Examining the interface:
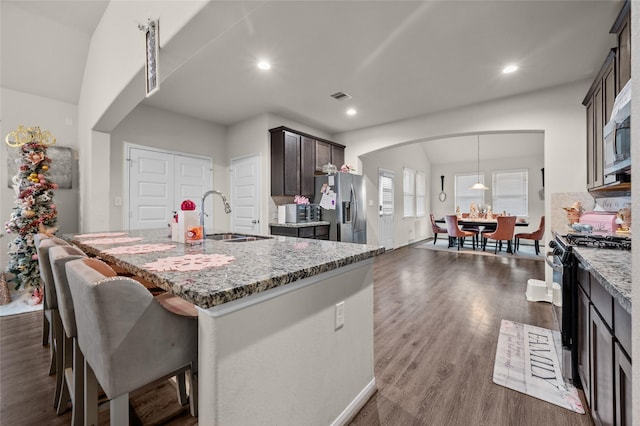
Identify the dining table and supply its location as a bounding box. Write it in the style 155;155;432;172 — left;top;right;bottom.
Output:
435;217;529;227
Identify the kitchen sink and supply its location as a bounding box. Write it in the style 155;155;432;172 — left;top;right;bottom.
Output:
206;233;272;242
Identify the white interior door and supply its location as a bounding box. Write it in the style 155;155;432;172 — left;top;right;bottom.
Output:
230;154;261;234
129;148;174;230
127;145;213;231
175;155;213;230
379;169;394;250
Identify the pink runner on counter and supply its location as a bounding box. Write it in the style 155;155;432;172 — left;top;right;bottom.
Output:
143;254;235;272
81;237;143;245
74;232;129;239
102;243;177;255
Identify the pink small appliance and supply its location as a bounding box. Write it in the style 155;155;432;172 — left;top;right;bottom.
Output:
579;211;618;233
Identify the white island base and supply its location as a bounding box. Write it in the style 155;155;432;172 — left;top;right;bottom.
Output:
197;259;375;425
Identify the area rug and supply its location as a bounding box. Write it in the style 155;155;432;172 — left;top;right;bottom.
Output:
415;238;543;261
493;319;584;414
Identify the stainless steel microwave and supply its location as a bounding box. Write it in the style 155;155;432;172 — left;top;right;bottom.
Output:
603;115;631;184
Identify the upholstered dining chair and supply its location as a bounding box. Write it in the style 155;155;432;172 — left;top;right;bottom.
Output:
444;215;477;250
481;216;517;254
34;234;70;412
515;216;545;255
49;245;88;424
430;213;448;244
65;258;198;426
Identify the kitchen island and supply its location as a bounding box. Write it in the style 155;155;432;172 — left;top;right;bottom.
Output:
68;228;384;425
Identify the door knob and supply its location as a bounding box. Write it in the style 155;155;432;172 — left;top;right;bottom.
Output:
251;219;260;224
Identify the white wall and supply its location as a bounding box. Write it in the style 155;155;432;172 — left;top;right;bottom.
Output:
430;153;545;238
361;144;431;248
0;88;80;269
109;104;227;232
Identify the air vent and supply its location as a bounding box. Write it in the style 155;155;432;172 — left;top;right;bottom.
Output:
330;92;352;101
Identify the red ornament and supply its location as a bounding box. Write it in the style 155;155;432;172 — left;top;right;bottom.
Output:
181;200;196;211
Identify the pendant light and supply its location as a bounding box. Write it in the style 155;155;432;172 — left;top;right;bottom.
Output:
470;135;489;190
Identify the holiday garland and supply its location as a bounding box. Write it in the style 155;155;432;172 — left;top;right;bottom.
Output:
4;126;59;293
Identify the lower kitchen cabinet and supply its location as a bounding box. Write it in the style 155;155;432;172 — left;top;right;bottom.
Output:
577;286;591;405
615;342;632;426
270;224;330;240
590;305;615;426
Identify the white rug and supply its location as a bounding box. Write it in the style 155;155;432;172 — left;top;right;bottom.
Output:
493;319;585;414
415;238;544;261
0;289;43;317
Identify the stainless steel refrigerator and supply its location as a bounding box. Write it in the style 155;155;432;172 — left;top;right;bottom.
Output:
314;173;366;243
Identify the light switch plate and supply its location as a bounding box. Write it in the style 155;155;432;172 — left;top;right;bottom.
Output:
335;301;345;330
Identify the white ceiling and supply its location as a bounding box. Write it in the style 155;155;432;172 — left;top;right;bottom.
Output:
1;1;623;135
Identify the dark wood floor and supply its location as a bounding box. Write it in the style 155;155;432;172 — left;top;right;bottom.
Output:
0;246;592;425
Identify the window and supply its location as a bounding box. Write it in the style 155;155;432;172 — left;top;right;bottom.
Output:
379;170;394;217
455;173;485;211
403;167;416;217
415;172;426;217
492;169;528;216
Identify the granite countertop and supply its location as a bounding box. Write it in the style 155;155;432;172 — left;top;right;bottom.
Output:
572;246;632;314
269;221;330;228
66;228;384;310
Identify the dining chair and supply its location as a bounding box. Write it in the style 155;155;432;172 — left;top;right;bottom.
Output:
514;216;545;255
34;233;70;412
65;258;198;425
49;245;88;424
460;213;480;244
444;215;477;250
429;213;448;244
481;216;517;254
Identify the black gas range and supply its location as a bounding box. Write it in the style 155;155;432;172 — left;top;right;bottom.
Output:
548;232;631;382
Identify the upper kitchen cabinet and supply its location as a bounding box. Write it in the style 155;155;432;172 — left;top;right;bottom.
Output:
583;50;615;189
315;140;345;172
611;1;631;93
270;127;345;197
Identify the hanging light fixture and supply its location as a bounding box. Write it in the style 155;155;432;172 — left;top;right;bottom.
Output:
470;134;489;190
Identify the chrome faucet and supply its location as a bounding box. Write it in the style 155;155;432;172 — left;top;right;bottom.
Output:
201;190;232;236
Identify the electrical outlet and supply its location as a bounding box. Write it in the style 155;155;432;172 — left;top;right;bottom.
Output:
335;301;345;330
114;196;122;207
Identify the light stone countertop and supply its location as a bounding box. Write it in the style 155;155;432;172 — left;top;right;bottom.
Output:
572;246;631;314
67;228;384;310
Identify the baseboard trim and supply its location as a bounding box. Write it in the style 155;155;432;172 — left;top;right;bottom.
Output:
331;378;377;426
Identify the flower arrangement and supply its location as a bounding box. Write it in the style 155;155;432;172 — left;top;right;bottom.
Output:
340;164;355;173
294;195;310;205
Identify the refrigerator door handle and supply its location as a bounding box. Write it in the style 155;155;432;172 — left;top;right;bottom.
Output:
351;183;357;231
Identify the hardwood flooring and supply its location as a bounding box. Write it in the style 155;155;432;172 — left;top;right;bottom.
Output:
0;245;592;425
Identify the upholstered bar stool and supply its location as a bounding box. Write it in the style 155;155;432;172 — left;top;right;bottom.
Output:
34;234;70;412
49;245;88;425
65;258;198;426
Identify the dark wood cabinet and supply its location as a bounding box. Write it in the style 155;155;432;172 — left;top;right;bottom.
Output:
611;1;631;93
614;342;632;426
577;286;591;405
577;257;632;426
583;51;614;189
270;224;330;240
271;126;345;196
590;305;615;426
271;130;301;196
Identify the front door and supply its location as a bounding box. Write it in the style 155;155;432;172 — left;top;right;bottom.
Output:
378;169;394;250
230;154;261;234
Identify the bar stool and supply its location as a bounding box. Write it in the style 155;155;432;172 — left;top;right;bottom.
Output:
65;258;198;425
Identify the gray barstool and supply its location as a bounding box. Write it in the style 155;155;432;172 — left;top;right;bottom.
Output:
65;258;198;425
49;245;88;424
34;234;70;413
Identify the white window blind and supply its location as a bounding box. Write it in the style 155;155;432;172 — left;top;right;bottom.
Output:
403;167;416;218
415;172;425;217
379;171;394;217
455;173;485;211
492;169;528;216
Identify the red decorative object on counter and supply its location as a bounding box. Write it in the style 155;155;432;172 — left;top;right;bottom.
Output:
181;199;196;210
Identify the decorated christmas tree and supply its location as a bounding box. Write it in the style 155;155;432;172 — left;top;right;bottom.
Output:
4;125;59;300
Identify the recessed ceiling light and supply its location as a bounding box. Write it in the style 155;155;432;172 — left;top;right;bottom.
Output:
502;64;518;74
346;108;357;116
257;60;271;71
